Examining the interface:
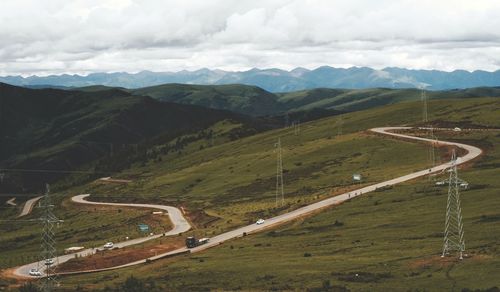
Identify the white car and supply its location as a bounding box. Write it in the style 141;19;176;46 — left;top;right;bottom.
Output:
44;258;54;266
256;219;265;225
103;242;114;249
29;268;42;277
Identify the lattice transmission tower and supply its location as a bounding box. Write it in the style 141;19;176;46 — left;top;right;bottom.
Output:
421;88;437;169
275;138;285;207
38;184;62;291
421;88;428;123
293;120;301;136
441;150;466;260
428;126;437;169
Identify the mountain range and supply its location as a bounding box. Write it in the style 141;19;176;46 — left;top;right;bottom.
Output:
2;66;500;92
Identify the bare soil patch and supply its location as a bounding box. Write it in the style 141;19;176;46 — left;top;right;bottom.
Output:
56;238;184;273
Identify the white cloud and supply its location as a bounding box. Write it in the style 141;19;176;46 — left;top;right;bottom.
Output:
0;0;499;76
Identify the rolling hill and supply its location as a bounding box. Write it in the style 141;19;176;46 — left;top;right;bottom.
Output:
0;84;499;291
129;84;500;116
15;96;499;291
130;83;282;117
0;83;275;193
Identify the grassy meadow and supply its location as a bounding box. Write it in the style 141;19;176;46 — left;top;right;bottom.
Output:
0;97;499;291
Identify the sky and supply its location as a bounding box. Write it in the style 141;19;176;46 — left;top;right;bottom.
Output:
1;0;500;76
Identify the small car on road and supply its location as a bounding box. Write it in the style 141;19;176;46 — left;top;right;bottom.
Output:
29;268;42;277
256;219;265;225
44;258;54;266
103;242;114;249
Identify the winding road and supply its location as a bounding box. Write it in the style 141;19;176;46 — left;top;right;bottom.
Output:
12;127;483;278
18;195;43;217
13;195;191;278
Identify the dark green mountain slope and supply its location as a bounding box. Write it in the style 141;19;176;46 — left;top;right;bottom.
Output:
0;83;271;192
277;87;500;112
131;84;500;116
130;83;282;116
72;83;500;117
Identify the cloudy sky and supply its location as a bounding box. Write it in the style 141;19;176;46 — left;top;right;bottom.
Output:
1;0;499;76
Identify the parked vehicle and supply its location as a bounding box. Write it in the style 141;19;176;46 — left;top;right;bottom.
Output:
64;246;85;254
29;268;42;277
185;236;209;248
103;242;114;249
44;258;54;266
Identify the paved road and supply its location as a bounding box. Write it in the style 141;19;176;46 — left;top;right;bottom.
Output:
12;127;483;277
6;197;16;206
192;127;481;252
13;194;191;277
71;194;191;236
18;196;43;217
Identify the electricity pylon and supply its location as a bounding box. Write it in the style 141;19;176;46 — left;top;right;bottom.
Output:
274;138;284;207
293;120;300;135
421;87;437;170
38;184;62;291
441;150;466;260
428;127;436;170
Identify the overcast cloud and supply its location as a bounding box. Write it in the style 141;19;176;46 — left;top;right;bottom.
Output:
1;0;499;76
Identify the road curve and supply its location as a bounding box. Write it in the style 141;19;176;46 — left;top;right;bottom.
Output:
12;127;483;277
18;196;43;217
71;194;191;236
190;127;481;253
13;195;191;278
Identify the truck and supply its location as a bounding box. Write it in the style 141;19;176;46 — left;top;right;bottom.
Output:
185;236;209;248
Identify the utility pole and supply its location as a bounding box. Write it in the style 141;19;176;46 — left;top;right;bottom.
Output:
38;184;63;291
274;138;284;207
441;150;466;260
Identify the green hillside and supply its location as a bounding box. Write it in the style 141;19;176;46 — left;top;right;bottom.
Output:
130;83;282;116
46;97;499;291
106;83;500;117
0;83;272;194
0;82;499;291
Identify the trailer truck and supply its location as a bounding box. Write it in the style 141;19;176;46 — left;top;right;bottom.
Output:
185;236;209;248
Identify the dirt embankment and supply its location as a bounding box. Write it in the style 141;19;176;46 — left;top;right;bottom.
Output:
56;238;184;273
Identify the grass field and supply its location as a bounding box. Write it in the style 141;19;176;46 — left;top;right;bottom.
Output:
0;97;498;291
0;200;172;269
58;128;500;291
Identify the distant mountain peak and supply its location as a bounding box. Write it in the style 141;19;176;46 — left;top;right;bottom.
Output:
1;66;499;92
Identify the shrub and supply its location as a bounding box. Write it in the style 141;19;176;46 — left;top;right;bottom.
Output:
19;282;40;292
120;276;146;292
